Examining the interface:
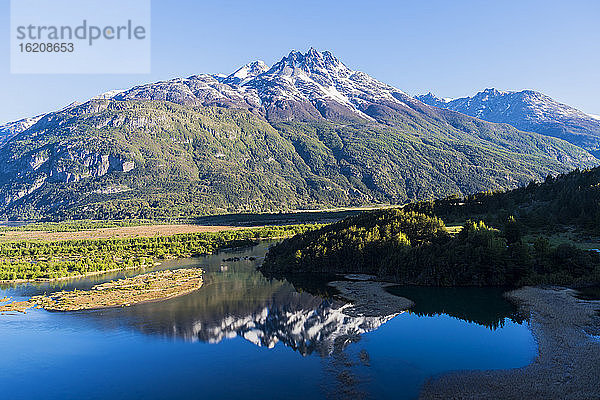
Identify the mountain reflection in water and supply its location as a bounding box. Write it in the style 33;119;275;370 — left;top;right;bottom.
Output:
70;242;525;357
85;265;397;356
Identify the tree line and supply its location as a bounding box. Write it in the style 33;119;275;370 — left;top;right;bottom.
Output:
0;224;317;280
262;206;600;286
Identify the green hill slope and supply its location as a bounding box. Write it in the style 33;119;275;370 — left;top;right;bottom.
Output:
0;98;596;221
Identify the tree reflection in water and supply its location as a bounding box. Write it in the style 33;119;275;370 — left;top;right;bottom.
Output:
385;286;525;330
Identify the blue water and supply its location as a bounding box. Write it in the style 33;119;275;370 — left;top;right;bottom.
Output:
0;242;536;399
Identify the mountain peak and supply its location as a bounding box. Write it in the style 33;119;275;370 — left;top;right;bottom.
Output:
477;88;510;97
415;92;449;107
281;49;304;64
270;48;347;74
225;60;269;85
416;91;443;102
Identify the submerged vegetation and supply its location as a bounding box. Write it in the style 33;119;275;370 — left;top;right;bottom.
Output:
0;224;317;281
262;168;600;287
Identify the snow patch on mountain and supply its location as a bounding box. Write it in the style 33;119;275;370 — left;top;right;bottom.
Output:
90;89;126;100
0;114;45;145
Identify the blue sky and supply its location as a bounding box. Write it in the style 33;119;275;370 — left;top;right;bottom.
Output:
1;0;599;123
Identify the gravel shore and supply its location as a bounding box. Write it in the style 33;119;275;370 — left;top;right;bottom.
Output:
420;286;600;400
328;280;414;317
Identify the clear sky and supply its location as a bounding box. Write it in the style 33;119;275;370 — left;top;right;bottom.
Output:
1;0;599;123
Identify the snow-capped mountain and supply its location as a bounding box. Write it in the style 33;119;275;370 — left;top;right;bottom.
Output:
6;52;599;145
113;47;418;123
0;49;597;220
9;50;597;141
416;88;600;155
244;48;415;121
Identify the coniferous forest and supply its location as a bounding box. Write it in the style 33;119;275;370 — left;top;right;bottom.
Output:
261;167;600;286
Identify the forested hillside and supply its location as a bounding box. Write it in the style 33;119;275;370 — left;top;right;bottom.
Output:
404;166;600;233
0;98;595;221
262;167;600;286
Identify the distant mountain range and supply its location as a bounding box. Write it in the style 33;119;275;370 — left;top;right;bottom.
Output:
416;88;600;156
0;49;597;220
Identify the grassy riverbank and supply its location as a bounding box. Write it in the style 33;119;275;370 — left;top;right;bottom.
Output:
0;224;318;281
0;224;249;242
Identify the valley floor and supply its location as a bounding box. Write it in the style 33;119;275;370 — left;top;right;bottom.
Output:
0;224;248;242
419;286;600;400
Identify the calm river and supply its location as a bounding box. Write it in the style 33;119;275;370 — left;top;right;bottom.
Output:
0;241;536;399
